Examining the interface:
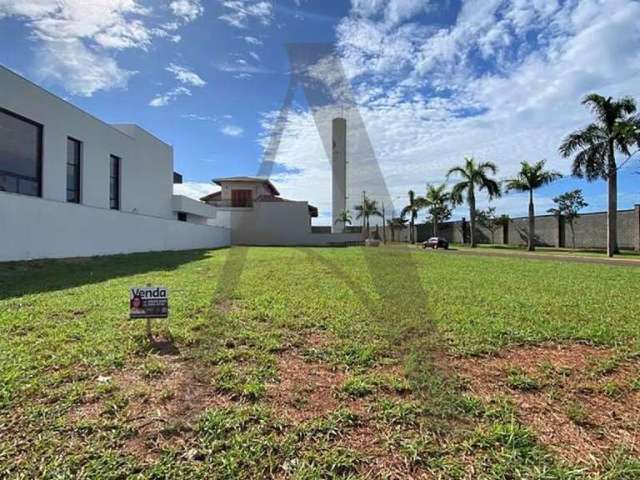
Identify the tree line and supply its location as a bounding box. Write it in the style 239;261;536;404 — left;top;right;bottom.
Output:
337;93;640;257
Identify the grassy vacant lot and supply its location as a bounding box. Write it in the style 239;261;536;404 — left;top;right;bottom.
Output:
1;246;639;479
455;244;640;260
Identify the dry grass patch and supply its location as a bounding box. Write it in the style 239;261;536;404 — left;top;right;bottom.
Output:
451;343;640;468
265;331;367;423
68;355;231;462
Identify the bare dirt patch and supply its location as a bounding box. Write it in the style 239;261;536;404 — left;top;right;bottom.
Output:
266;330;388;423
68;356;231;462
451;343;640;467
265;346;362;423
215;298;242;314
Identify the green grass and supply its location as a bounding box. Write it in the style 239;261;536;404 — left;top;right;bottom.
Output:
456;243;640;259
1;246;639;478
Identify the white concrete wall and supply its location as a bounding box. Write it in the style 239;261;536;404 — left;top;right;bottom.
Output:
0;191;230;261
112;124;174;218
0;67;174;219
227;201;362;246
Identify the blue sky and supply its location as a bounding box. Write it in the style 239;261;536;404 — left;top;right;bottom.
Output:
1;0;639;224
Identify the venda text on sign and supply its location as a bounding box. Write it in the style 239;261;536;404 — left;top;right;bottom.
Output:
130;286;169;319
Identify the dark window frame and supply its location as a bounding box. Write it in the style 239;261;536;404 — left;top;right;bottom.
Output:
109;154;120;210
177;212;187;222
231;189;253;207
66;136;82;203
0;106;43;197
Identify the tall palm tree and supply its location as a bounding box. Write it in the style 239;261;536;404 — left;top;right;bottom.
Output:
423;183;452;237
401;190;425;244
559;93;640;257
447;156;501;247
335;209;352;227
506;160;562;251
354;195;382;237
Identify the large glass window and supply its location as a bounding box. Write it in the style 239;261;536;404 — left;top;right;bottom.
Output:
109;155;120;210
66;137;81;203
0;108;42;197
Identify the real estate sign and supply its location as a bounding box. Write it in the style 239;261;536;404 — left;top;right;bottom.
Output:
129;286;169;319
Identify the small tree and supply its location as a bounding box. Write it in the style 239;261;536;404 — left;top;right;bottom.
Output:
335;209;352;228
475;207;496;244
547;189;588;249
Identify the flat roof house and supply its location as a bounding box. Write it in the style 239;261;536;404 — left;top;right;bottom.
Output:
0;66;230;261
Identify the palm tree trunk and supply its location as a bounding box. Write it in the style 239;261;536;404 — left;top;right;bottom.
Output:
607;145;618;257
469;195;476;248
410;214;415;244
433;216;438;237
528;189;535;252
469;204;476;248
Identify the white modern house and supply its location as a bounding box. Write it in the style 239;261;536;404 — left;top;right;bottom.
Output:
0;66;229;262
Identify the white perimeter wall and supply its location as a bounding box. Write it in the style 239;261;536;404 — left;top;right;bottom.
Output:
0;192;230;262
226;201;363;246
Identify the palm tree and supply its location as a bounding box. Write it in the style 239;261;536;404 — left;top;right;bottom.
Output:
423;183;452;237
335;209;352;228
447;156;501;248
354;195;382;237
506;160;562;251
401;190;425;244
559;94;640;257
387;216;407;242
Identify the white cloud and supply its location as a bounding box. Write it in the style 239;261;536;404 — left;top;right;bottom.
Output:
169;0;204;22
174;182;219;200
149;86;191;107
166;63;206;86
220;125;244;137
263;0;640;223
182;113;217;121
243;35;263;45
219;0;273;29
0;0;200;96
35;39;134;97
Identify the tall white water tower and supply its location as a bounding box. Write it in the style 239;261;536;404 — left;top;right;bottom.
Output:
331;118;347;233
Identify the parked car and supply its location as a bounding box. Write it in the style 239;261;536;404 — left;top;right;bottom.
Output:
423;237;449;249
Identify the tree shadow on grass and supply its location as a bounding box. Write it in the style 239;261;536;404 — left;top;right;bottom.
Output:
0;248;222;300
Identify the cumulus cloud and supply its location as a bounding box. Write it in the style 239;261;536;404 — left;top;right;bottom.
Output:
0;0;201;96
219;0;273;29
35;39;134;97
169;0;204;22
262;0;640;222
